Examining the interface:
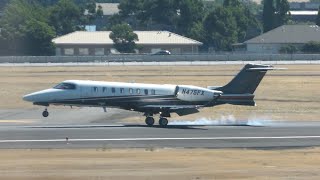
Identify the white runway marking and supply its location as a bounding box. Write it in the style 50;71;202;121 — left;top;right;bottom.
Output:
1;136;320;143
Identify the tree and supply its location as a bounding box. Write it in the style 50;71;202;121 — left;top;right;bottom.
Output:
84;0;98;24
203;7;238;51
118;0;144;18
223;0;261;43
24;19;56;55
109;24;139;53
317;6;320;26
301;41;320;53
262;0;290;32
279;44;298;54
48;0;83;36
0;0;55;55
262;0;275;32
141;0;177;26
274;0;290;27
199;0;260;51
96;5;104;18
223;0;240;7
188;21;205;44
174;0;204;36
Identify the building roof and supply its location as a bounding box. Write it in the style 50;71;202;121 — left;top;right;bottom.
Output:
96;3;119;16
245;25;320;44
52;31;203;45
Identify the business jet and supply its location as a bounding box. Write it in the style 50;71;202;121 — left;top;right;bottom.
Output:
23;64;279;127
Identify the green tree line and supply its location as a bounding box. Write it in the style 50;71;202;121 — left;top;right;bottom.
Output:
114;0;262;51
0;0;102;55
1;0;319;55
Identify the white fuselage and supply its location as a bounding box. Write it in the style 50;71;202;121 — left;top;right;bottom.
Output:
23;80;220;108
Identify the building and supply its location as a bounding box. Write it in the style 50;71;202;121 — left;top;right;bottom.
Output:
290;2;320;10
96;3;120;16
289;2;320;22
52;31;203;56
289;10;318;22
93;3;119;30
244;25;320;53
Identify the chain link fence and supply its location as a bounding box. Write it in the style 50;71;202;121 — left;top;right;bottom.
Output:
0;54;320;63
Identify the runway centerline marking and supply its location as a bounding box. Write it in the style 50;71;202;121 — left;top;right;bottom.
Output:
0;120;36;124
1;136;320;143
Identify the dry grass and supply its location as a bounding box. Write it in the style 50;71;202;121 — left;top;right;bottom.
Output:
1;148;320;180
0;64;319;121
0;65;319;180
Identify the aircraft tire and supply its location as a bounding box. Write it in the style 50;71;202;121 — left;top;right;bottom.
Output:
42;110;49;117
159;118;168;127
145;117;155;126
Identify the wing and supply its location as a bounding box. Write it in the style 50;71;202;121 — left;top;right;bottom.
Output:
139;105;203;116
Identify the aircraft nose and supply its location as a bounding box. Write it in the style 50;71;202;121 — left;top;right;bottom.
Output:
23;94;35;102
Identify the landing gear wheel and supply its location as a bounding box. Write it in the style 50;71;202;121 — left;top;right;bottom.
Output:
42;110;49;117
145;117;155;126
159;118;168;127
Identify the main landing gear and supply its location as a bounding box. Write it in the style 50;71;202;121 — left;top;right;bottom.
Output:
145;116;169;127
159;117;168;127
145;117;155;126
42;108;49;117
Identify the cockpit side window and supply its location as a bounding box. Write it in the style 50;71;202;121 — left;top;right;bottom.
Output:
53;83;76;90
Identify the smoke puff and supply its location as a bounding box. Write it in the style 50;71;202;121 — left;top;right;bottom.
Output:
169;115;271;126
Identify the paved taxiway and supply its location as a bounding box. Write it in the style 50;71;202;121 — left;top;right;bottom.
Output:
1;122;320;149
1;108;320;149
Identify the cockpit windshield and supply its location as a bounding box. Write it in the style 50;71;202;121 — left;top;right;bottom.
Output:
53;83;76;90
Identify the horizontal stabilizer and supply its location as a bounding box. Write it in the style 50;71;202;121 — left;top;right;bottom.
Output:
247;67;287;71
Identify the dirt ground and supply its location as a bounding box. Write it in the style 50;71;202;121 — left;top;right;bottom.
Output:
0;148;320;180
0;64;319;121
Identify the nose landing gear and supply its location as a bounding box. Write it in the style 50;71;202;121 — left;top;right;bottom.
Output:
42;108;49;117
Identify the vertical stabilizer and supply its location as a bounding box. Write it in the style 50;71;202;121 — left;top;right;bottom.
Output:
216;64;273;94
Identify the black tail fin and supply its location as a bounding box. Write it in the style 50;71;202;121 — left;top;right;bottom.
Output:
216;64;274;94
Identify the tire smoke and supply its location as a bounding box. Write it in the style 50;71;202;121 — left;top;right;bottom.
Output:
169;115;272;126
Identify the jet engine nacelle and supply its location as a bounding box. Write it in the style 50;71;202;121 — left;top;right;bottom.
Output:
175;85;222;102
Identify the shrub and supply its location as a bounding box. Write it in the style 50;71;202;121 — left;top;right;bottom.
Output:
301;41;320;53
279;44;298;54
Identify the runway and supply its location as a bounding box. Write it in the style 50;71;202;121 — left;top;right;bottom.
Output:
0;108;319;149
1;122;320;149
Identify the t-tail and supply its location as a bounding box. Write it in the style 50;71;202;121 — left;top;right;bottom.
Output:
212;64;280;106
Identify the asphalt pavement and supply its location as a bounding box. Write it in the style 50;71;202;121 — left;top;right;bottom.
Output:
1;108;320;149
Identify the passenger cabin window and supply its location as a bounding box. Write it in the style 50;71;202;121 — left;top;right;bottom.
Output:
93;87;98;92
53;83;76;90
129;88;133;94
102;87;107;93
120;88;124;93
151;89;155;95
136;89;140;94
112;87;115;93
144;89;148;95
